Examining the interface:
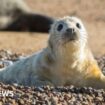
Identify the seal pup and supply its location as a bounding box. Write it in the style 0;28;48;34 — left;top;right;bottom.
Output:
0;0;54;32
0;16;105;89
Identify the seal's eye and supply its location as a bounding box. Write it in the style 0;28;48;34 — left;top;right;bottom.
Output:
76;23;81;29
57;24;63;31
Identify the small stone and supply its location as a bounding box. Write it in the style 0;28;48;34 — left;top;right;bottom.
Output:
18;99;24;105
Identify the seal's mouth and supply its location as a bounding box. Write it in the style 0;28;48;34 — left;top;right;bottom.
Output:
63;28;78;43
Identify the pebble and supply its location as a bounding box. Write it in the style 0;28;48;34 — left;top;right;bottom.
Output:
0;50;105;104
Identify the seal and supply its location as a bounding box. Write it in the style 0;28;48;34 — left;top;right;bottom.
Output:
0;0;54;32
0;16;105;89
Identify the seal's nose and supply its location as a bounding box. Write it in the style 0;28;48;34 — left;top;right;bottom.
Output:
66;28;75;34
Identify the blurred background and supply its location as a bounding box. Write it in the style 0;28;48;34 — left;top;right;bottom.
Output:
0;0;105;57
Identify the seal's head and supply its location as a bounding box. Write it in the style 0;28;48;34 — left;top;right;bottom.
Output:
49;16;88;51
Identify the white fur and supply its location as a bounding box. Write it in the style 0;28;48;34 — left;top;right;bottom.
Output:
0;16;89;86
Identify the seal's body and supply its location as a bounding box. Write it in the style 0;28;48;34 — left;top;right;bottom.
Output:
0;0;54;32
0;16;105;89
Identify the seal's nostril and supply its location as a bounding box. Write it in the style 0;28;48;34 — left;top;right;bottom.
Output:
66;28;74;34
73;28;75;32
66;28;72;33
